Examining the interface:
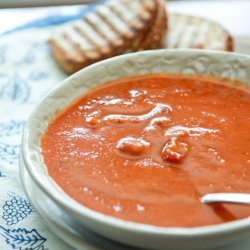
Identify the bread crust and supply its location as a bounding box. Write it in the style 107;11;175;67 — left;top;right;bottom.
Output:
50;0;166;74
139;0;167;50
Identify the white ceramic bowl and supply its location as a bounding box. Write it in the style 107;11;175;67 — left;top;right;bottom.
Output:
20;49;250;250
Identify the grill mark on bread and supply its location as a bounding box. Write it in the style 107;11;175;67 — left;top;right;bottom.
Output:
62;28;102;62
96;5;134;40
107;1;137;23
61;31;90;61
194;21;210;49
73;21;111;54
50;0;167;74
142;0;156;12
73;20;111;55
176;16;188;47
207;23;222;50
166;16;175;48
107;1;149;34
51;25;102;61
106;2;142;38
169;15;190;48
51;43;84;73
178;22;196;48
205;22;213;49
64;26;95;52
124;0;152;26
124;0;158;51
52;32;83;62
192;19;206;48
73;20;108;47
167;14;233;51
175;16;193;48
85;12;124;48
123;0;142;11
168;15;183;48
188;25;197;48
108;2;145;31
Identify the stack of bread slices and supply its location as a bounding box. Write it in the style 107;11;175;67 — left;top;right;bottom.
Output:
50;0;233;74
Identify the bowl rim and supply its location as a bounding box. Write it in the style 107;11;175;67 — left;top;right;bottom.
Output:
21;48;250;237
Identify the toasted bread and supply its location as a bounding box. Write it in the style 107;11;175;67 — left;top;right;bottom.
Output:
167;13;233;51
50;0;163;73
50;3;233;74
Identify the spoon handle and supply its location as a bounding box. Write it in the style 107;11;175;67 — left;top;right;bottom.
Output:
201;193;250;205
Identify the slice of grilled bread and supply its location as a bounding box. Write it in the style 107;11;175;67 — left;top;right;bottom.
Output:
50;0;164;74
167;13;233;51
50;2;233;74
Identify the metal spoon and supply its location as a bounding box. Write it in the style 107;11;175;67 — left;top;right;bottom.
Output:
201;193;250;205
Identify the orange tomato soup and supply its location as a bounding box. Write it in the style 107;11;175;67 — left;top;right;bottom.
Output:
41;75;250;227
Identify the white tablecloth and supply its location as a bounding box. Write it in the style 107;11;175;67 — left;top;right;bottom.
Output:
0;27;71;250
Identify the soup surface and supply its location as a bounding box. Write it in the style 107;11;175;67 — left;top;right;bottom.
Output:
41;74;250;227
